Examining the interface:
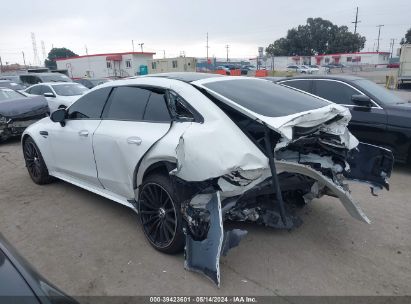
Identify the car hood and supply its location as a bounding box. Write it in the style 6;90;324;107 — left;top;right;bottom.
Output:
0;96;48;119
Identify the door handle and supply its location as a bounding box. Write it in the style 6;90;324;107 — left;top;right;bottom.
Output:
127;137;142;145
78;130;89;137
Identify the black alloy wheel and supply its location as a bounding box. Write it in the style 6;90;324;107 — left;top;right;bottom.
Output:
23;137;54;184
139;174;184;254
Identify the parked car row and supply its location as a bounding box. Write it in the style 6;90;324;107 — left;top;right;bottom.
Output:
24;82;89;112
286;64;319;74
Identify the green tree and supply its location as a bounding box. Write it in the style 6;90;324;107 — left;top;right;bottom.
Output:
266;17;366;56
44;47;78;69
400;28;411;44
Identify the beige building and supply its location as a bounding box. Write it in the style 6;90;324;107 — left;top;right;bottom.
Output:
148;57;197;74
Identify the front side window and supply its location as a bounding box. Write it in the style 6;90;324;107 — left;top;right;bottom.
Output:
314;80;357;105
103;86;151;121
68;87;112;119
41;86;53;94
353;79;406;105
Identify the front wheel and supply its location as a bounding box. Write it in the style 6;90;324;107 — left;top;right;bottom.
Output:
138;174;184;254
23;137;54;184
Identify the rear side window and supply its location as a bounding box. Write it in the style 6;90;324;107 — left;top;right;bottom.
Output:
281;80;312;93
104;86;150;121
68;87;112;119
203;79;330;117
143;91;171;122
28;86;42;95
314;80;357;105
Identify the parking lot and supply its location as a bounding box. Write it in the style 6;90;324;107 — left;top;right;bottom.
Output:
0;88;410;297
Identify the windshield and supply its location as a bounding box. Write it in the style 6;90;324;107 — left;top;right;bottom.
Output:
40;74;71;82
202;79;330;117
0;81;25;90
0;89;25;102
353;79;407;105
52;84;88;96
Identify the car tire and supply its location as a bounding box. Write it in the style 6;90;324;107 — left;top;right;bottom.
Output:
23;137;54;185
138;173;185;254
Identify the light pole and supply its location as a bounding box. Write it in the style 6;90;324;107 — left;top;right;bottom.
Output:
376;25;384;52
138;43;144;53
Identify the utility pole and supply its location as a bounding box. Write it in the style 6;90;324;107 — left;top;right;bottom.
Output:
225;44;230;62
376;24;384;52
132;40;135;52
0;56;3;74
389;38;396;58
22;51;26;68
351;7;361;34
206;32;210;61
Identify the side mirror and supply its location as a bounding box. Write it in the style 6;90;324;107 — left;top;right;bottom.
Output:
352;94;372;107
44;92;55;98
50;108;67;125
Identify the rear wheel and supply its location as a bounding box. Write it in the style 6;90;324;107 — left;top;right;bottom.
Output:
138;174;184;254
23;137;54;184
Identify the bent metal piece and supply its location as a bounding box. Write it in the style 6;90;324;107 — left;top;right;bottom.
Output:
184;192;247;287
275;160;371;224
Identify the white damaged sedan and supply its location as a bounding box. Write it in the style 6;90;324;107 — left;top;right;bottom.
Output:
22;73;393;286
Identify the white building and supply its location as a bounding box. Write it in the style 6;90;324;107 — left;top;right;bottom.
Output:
310;52;390;67
56;51;155;78
250;52;390;70
148;57;197;74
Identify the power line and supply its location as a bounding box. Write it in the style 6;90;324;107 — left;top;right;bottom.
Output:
351;6;361;34
376;24;384;52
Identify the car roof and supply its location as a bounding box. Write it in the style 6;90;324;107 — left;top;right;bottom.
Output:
31;82;77;86
144;72;224;83
276;74;364;82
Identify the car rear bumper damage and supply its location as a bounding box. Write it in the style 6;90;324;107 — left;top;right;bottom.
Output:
139;103;394;286
178;140;393;286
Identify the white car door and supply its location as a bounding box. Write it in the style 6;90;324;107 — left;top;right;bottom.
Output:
93;86;172;199
47;87;112;187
